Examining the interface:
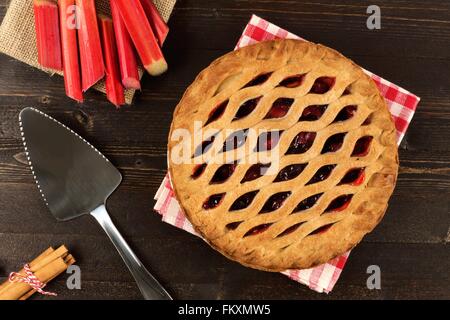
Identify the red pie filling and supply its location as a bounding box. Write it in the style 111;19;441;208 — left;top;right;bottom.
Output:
244;72;272;88
222;129;248;152
286;132;316;154
306;164;336;185
351;136;373;157
324;194;353;212
202;193;225;210
229;191;259;211
321;133;347;154
277;222;304;238
244;223;272;237
259;192;291;213
362;115;372;126
309;223;334;236
210;163;237;184
310;77;335;94
264;98;294;119
233;96;262;121
278;74;305;88
274;164;307;182
333;105;357;123
342;87;351;95
241;163;271;183
339;168;365;185
255;131;283;152
205;100;228;126
191;163;207;179
299;105;328;121
293;193;323;213
194;135;216;157
226;221;242;230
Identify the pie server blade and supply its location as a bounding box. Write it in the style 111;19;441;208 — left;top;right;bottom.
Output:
19;107;121;221
19;107;172;300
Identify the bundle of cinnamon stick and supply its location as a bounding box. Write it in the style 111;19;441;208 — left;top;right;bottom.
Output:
0;245;75;300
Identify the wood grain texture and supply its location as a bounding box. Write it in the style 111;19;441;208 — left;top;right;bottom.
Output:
0;0;449;299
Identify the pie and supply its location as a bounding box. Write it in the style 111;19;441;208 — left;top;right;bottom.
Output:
167;39;398;271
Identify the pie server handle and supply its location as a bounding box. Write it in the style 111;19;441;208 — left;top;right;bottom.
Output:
91;205;173;300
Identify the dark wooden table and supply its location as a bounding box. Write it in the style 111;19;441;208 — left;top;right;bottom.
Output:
0;0;449;300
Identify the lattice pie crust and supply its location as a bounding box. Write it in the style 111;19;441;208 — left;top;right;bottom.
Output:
168;40;398;271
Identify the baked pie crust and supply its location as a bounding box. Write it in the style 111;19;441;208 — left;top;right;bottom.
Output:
168;40;398;272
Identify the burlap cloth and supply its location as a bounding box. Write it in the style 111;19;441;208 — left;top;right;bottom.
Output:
0;0;177;104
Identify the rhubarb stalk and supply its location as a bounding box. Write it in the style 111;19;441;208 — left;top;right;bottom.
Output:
113;0;168;76
33;0;63;71
140;0;169;46
98;15;125;107
58;0;83;102
110;0;141;89
76;0;105;91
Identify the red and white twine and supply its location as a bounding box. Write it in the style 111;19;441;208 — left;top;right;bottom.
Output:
9;264;57;296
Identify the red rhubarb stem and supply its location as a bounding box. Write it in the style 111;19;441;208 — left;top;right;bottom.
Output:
76;0;105;91
114;0;168;76
140;0;169;46
110;0;141;90
33;0;63;71
98;15;125;107
58;0;83;102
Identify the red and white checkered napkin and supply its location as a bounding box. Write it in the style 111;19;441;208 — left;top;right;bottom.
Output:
154;14;420;293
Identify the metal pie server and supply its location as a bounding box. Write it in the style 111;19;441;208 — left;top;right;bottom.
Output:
19;107;172;300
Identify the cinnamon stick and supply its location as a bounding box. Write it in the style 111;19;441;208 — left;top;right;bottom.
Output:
0;246;74;300
19;254;76;300
0;247;57;297
30;245;68;272
0;246;55;296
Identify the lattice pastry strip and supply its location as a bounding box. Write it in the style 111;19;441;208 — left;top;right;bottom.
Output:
192;103;376;168
193;65;358;143
168;40;399;271
193;146;386;237
186;122;384;207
